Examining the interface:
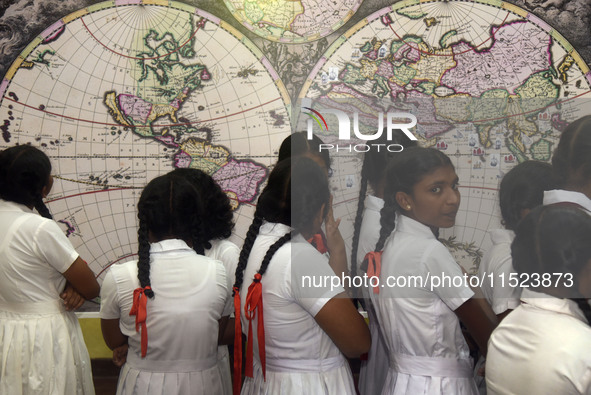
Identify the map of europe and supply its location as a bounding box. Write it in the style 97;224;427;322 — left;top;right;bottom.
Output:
298;0;591;271
0;1;292;280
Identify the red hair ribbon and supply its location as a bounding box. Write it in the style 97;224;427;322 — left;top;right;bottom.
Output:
244;273;266;381
129;286;151;358
232;286;243;395
307;232;328;254
365;251;382;294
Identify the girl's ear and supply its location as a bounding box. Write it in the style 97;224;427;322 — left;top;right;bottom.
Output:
42;175;54;198
395;191;413;212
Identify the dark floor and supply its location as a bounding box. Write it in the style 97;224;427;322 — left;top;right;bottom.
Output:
92;359;119;395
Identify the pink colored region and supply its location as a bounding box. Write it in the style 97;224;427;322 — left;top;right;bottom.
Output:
213;159;267;203
440;21;551;97
329;84;376;107
376;60;394;79
174;151;192;168
387;80;409;100
118;94;152;124
364;49;379;61
405;90;452;139
201;69;211;80
115;0;141;5
154;135;178;147
551;113;568;132
41;22;65;44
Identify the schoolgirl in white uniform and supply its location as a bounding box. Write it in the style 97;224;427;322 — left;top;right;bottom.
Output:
543;115;591;212
479;161;555;318
232;157;370;394
350;130;417;395
475;160;554;393
100;172;232;395
486;204;591;394
367;147;497;395
171;167;240;395
0;145;100;394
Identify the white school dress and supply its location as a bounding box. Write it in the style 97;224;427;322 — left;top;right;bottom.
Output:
100;239;232;395
478;229;520;315
239;222;355;394
356;195;390;395
0;199;94;395
544;189;591;213
486;289;591;394
205;239;240;395
372;215;477;395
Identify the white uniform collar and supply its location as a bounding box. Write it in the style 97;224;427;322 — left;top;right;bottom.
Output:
0;199;34;213
521;288;588;323
365;195;384;212
259;221;292;236
396;214;437;239
488;229;514;245
150;239;193;253
543;189;591;213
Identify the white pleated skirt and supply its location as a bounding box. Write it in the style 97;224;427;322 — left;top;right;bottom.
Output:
0;300;94;395
116;352;223;395
240;355;356;395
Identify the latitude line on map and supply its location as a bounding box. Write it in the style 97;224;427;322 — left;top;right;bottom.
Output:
2;96;282;126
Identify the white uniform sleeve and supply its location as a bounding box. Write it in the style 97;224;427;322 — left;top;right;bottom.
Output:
488;254;521;314
99;268;121;319
217;241;240;295
422;242;474;311
215;260;233;317
291;241;345;317
34;219;79;273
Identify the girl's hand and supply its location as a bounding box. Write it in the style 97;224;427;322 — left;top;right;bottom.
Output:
112;344;128;367
60;283;85;311
325;195;345;255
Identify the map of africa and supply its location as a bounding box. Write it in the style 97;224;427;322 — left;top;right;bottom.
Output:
297;0;591;272
223;0;363;43
0;1;291;282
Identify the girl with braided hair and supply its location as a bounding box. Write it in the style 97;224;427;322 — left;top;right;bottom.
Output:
368;146;496;395
232;157;370;395
0;145;99;394
350;129;417;395
170;167;238;395
100;172;232;395
486;204;591;394
544;115;591;212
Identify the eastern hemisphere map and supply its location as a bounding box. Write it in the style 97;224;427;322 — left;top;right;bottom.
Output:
298;0;591;271
0;1;292;281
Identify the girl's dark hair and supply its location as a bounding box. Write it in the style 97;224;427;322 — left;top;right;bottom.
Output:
350;130;418;278
136;172;208;298
373;147;453;252
499;161;555;231
169;168;234;247
0;145;53;219
233;157;330;293
511;204;591;324
552;115;591;189
277;131;331;171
